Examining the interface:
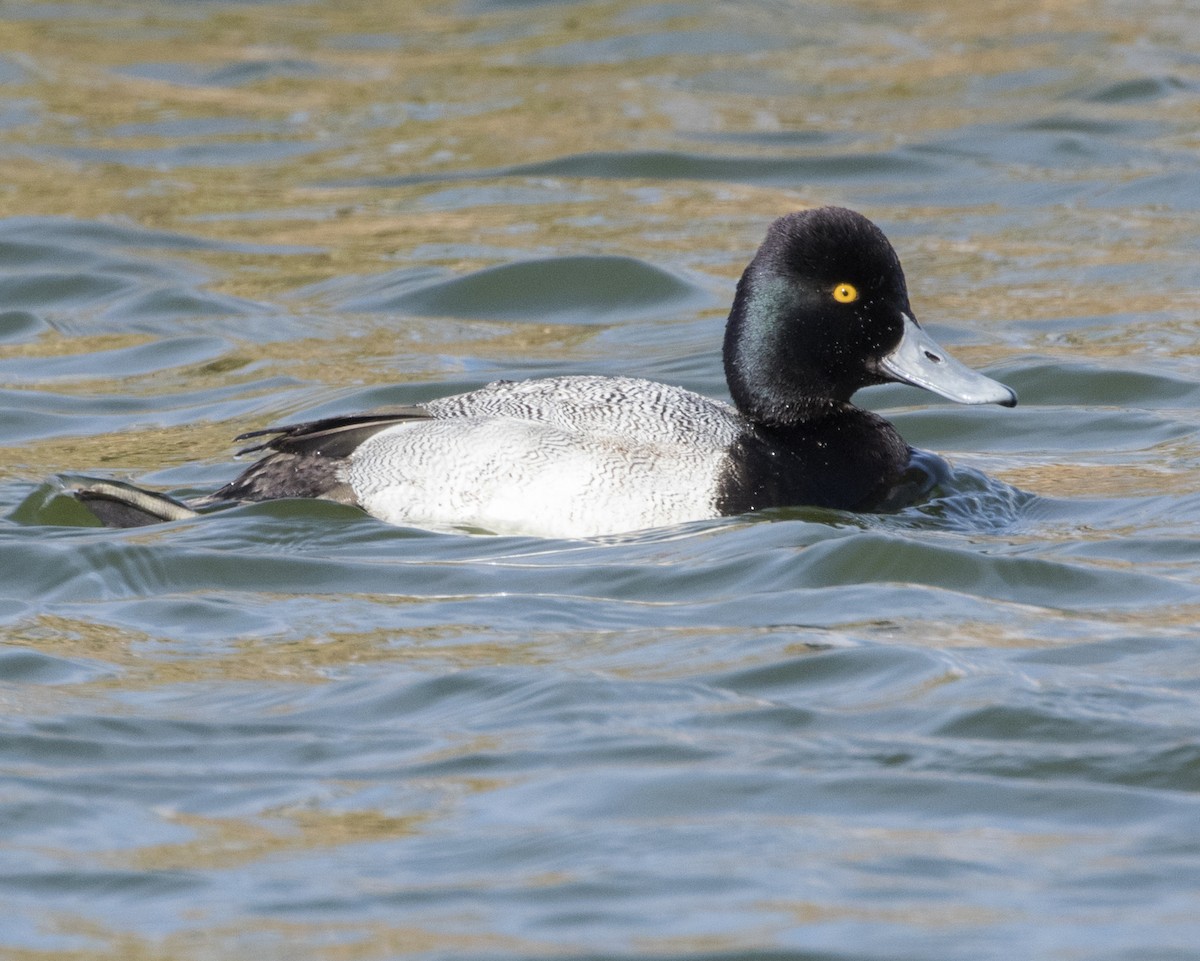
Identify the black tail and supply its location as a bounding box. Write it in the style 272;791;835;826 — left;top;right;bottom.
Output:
70;479;199;528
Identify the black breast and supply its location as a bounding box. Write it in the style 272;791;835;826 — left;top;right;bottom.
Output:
715;407;911;516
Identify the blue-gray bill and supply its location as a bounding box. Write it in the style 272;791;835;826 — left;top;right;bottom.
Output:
876;314;1017;407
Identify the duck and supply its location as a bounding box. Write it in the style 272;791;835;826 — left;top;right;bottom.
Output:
73;206;1016;537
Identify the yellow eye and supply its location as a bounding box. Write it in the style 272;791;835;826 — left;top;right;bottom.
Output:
832;283;859;304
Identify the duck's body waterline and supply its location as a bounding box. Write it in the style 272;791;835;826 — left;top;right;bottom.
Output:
71;207;1016;537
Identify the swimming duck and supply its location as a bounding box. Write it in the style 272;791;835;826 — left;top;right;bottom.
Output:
75;206;1015;537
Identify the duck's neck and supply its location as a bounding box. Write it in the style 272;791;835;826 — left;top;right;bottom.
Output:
739;394;851;428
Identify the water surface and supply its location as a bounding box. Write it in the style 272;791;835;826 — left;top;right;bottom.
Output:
2;1;1200;958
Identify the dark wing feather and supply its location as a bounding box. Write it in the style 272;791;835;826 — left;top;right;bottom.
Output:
235;405;433;458
200;405;434;506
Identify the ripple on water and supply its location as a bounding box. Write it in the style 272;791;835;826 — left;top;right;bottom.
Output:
368;254;714;323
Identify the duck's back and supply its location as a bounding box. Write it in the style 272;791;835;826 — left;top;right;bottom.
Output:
422;375;743;449
347;376;746;536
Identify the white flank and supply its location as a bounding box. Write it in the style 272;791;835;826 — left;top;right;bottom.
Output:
343;376;743;537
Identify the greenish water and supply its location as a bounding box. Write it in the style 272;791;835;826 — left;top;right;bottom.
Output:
3;0;1200;958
